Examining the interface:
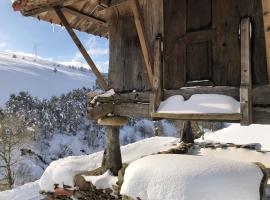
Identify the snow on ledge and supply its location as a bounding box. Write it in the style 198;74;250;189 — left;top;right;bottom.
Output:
157;94;240;114
121;154;263;200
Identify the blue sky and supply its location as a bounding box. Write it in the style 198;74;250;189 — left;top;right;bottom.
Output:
0;1;109;72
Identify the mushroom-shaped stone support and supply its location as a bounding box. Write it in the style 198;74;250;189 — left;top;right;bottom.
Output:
98;116;128;175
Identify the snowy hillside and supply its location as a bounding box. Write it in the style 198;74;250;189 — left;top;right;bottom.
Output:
0;52;96;106
1;124;269;200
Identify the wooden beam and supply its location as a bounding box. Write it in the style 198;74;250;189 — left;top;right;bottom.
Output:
61;7;107;27
150;35;163;113
130;0;154;87
151;113;241;122
114;103;150;118
240;18;252;126
54;6;109;90
262;0;270;83
22;0;84;16
87;103;114;120
164;86;240;101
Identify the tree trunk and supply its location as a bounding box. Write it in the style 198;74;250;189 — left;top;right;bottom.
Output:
102;126;122;175
181;121;194;143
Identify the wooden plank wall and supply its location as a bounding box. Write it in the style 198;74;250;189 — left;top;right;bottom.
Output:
108;0;163;92
163;0;268;90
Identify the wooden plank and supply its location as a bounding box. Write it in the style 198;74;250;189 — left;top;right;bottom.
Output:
61;6;107;27
253;85;270;105
178;29;215;44
114;103;150;118
150;36;163;113
130;0;154;87
240;17;252;125
151;113;241;122
54;6;109;90
163;0;186;89
88;91;150;104
262;0;270;83
87;103;114;120
253;107;270;124
164;86;240;101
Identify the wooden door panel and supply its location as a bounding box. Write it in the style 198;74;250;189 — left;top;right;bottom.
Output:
187;0;212;31
187;41;212;81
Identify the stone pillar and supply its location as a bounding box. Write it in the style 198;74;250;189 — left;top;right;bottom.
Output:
98;116;128;175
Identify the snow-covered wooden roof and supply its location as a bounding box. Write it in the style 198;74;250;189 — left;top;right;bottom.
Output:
11;0;110;37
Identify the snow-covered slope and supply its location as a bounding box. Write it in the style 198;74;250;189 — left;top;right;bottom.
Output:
0;52;96;105
1;123;269;200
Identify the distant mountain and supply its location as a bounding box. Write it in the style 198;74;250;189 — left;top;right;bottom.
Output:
0;52;96;106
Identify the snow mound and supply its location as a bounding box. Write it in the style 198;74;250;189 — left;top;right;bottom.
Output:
39;137;178;191
0;181;43;200
83;170;117;190
157;94;240;114
121;154;263;200
197;124;270;151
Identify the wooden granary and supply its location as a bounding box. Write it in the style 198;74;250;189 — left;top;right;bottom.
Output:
12;0;270;173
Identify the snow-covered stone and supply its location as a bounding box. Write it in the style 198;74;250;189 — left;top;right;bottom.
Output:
83;170;117;190
121;154;263;200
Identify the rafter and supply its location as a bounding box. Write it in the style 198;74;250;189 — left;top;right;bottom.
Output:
61;6;107;27
54;6;109;90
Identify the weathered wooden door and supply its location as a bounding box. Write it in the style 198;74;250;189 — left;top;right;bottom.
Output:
164;0;248;89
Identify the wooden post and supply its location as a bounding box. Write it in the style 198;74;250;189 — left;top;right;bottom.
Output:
98;116;128;175
150;35;163;114
262;0;270;83
130;0;154;87
54;6;109;91
240;18;252;126
181;121;194;144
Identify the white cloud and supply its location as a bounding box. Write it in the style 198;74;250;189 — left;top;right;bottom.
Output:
0;43;7;48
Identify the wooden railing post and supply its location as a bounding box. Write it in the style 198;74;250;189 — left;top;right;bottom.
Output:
240;18;252;125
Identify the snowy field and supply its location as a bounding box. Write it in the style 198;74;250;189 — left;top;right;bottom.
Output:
0;52;96;106
0;123;269;200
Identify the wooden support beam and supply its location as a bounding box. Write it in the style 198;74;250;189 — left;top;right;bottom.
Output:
114;103;150;118
150;35;163;113
262;0;270;83
54;6;109;90
164;87;240;101
240;18;252;125
130;0;154;87
61;7;107;27
151;113;242;122
87;103;113;120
